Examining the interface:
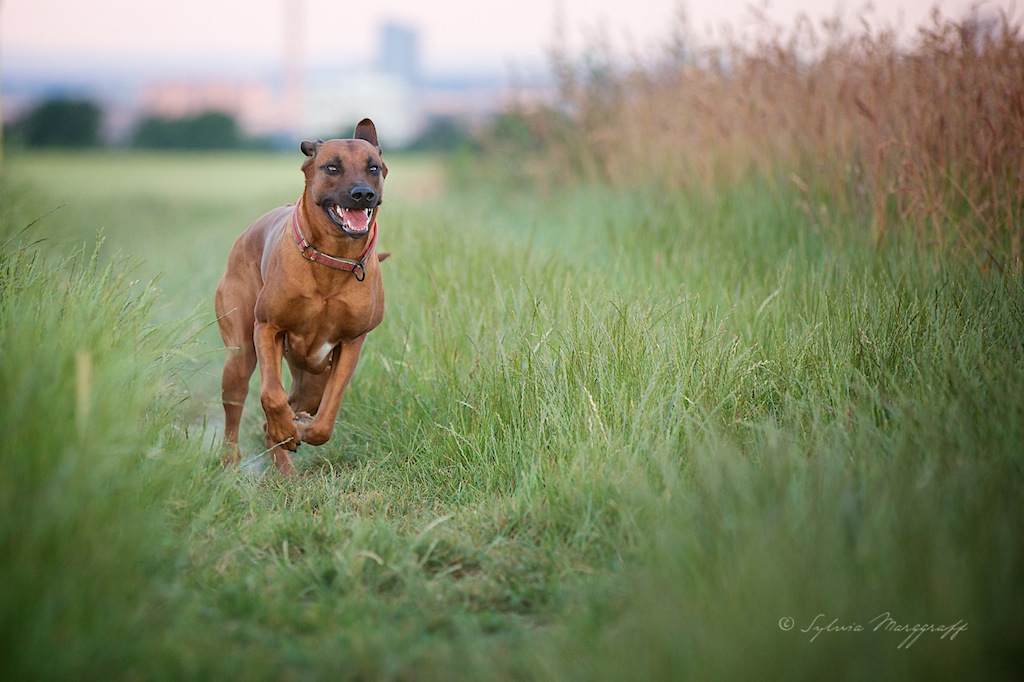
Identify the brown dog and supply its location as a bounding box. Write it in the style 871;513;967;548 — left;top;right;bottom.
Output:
215;119;387;475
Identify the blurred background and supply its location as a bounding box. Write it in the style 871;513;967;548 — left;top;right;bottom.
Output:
3;3;1023;679
0;0;980;152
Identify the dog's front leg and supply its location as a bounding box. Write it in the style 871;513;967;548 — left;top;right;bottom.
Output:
298;334;367;446
254;322;300;474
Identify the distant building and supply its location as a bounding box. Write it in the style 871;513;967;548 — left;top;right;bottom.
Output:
378;22;419;85
303;72;417;146
298;21;422;145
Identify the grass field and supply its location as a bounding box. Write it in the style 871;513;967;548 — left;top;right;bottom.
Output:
2;145;1023;680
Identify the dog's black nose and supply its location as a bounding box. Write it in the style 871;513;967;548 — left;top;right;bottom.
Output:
350;185;376;206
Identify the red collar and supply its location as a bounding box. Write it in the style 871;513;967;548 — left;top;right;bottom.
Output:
291;196;378;281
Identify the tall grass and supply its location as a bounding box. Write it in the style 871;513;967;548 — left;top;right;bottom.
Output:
0;207;202;677
3;101;1023;680
503;7;1024;270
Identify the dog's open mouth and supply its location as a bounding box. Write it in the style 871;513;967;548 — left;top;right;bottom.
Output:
326;203;374;237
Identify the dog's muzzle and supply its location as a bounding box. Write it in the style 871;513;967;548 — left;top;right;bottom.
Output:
326;203;375;237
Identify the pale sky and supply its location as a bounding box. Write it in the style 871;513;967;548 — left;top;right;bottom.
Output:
1;0;993;77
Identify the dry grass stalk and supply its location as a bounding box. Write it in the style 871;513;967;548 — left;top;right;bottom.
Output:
500;7;1024;270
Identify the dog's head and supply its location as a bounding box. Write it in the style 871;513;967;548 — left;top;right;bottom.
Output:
300;119;387;239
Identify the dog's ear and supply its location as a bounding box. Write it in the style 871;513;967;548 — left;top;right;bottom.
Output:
353;119;381;152
300;139;323;158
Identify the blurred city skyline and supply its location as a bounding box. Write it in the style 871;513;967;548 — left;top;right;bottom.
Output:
0;0;993;146
3;1;981;74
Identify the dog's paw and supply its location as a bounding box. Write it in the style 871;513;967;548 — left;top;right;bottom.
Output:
221;444;242;468
297;420;331;447
264;420;301;451
272;451;299;477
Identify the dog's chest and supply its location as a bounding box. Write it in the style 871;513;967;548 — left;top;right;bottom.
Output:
284;334;335;373
284;321;343;373
279;292;379;373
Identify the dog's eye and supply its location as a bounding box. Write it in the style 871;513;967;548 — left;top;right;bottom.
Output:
323;164;339;173
368;165;380;173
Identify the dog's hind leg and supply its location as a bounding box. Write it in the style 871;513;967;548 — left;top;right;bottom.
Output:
221;344;257;466
216;282;258;468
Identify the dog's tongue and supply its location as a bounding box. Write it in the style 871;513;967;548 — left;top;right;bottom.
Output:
343;208;371;233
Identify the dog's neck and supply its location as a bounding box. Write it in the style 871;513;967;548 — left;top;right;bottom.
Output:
292;195;378;280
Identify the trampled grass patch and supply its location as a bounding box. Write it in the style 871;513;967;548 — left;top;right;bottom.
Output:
2;149;1022;679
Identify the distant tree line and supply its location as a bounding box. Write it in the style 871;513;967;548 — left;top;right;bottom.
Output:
7;97;257;150
402;116;479;153
7;96;492;153
12;99;103;147
132;112;246;150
